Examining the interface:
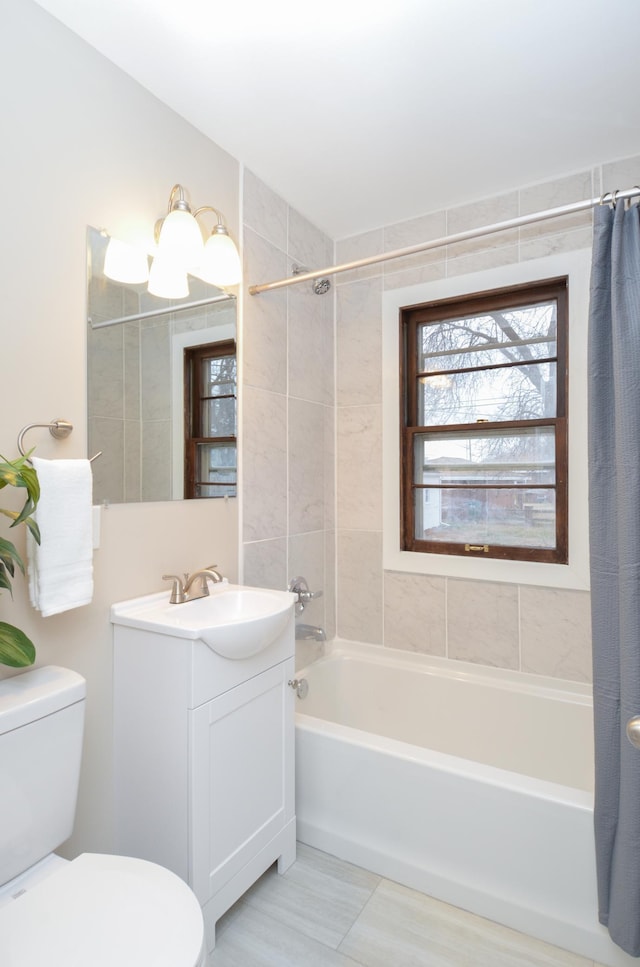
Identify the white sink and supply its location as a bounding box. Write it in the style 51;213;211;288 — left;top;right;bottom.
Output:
111;584;295;659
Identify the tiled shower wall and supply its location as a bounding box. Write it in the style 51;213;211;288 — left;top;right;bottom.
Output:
241;169;336;660
334;152;640;686
242;153;640;685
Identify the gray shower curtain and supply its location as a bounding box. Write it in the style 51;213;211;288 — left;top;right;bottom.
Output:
589;199;640;957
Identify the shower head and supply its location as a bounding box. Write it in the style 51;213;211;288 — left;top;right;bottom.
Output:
292;264;331;295
313;277;331;295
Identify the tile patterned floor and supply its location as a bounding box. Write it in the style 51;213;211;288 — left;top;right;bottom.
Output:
210;844;605;966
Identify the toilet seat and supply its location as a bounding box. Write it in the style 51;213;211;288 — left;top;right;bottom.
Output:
0;853;206;967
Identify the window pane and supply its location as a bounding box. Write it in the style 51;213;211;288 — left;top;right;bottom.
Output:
201;396;236;436
418;361;556;425
195;443;236;498
201;355;236;397
414;426;556;484
418;300;557;373
414;487;556;548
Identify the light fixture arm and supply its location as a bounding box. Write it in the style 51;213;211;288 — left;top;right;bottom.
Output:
168;183;191;213
193;205;228;233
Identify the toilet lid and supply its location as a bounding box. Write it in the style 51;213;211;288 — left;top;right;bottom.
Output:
0;853;205;967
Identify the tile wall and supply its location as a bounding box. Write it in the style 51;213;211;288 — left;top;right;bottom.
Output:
334;153;640;685
241;169;336;663
241;155;639;684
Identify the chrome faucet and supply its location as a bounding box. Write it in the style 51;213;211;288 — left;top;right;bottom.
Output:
162;566;223;604
295;623;326;642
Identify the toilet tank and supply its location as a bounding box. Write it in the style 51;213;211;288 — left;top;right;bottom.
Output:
0;665;86;887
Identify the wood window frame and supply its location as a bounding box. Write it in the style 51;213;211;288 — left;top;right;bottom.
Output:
184;339;236;499
400;277;568;564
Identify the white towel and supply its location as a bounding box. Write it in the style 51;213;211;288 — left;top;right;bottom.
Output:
27;457;94;617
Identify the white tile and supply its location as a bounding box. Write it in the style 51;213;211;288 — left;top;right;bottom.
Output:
288;280;334;405
288;531;326;630
446;242;519;278
601;155;640;197
520;586;592;683
242;538;287;590
519;225;593;262
519;170;594;241
339;878;593;967
210;904;362;966
289;399;325;535
337;404;382;532
336;278;382;407
335;229;384;284
337;530;383;644
447;578;519;669
241;845;380;949
446;191;518;260
242;387;287;542
384;571;446;656
288;206;332;272
383;208;447;276
242;228;288;394
243;168;288;250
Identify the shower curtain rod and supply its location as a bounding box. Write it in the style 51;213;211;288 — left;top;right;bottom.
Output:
248;186;640;295
89;292;236;329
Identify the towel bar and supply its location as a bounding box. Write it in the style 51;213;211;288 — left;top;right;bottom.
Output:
17;420;102;463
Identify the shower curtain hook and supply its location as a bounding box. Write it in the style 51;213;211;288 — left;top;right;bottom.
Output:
599;190;619;208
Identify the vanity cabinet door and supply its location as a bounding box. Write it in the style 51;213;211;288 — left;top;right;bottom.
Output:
189;657;295;904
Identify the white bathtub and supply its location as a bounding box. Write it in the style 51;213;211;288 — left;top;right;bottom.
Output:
295;642;634;967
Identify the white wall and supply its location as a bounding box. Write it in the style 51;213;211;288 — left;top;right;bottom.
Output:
1;0;239;856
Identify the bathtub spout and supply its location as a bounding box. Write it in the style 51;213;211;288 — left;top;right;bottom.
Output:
295;623;326;642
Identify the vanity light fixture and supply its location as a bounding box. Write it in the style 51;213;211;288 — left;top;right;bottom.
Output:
152;184;241;293
103;237;150;285
147;252;189;299
191;206;242;287
155;184;205;269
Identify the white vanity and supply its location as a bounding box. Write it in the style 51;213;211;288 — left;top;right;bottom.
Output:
111;584;296;951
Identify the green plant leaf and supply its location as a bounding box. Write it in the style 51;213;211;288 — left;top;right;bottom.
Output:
0;535;24;577
25;517;40;545
0;566;12;593
0;622;35;667
0;454;40;529
0;452;40;666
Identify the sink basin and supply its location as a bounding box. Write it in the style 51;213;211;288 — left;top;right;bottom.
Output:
111;584;295;659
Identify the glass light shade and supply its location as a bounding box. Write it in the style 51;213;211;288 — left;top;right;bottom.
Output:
156;208;204;269
103;237;149;284
147;255;189;299
198;231;242;287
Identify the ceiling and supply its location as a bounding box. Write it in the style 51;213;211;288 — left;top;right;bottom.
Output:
33;0;640;239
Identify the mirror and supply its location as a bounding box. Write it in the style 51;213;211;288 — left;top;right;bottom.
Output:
87;227;237;504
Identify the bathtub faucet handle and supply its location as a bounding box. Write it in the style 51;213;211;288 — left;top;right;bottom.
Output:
288;678;309;699
288;575;323;614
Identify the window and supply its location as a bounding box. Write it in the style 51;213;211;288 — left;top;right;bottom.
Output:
184;340;237;499
401;278;568;563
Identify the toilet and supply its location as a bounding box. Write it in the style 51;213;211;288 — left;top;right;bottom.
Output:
0;665;206;967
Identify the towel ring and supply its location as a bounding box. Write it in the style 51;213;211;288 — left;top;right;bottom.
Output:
17;420;102;463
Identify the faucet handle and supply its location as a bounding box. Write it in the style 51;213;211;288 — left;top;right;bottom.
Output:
162;574;186;604
288;576;323;614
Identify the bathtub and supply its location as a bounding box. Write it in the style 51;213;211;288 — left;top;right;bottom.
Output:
295;641;634;967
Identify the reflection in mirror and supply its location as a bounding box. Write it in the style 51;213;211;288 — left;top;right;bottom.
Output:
87;227;237;504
